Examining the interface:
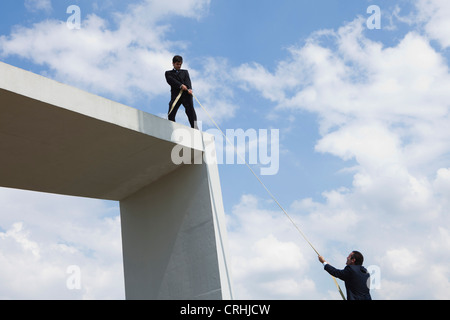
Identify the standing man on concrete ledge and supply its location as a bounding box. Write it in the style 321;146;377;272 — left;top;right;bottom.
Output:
319;251;372;300
165;55;198;129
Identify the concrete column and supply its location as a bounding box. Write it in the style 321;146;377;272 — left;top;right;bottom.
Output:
120;161;233;300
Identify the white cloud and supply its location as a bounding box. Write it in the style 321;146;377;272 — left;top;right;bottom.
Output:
0;222;41;258
25;0;52;13
0;188;124;299
384;248;421;277
1;14;165;103
191;57;239;124
233;13;450;299
434;168;450;197
0;0;236;123
0;0;210;105
235;17;450;187
416;0;450;48
227;195;321;300
127;0;211;21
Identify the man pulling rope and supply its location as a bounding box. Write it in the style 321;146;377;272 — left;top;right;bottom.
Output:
319;251;372;300
165;55;198;129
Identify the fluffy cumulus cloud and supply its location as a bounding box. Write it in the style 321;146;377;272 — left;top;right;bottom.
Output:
0;0;237;123
232;2;450;299
0;188;123;299
227;195;320;300
416;0;450;48
0;0;221;110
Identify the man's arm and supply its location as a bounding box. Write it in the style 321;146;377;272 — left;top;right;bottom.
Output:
318;255;350;281
324;264;352;282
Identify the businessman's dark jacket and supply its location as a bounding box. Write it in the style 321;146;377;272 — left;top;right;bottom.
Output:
165;69;192;101
324;264;372;300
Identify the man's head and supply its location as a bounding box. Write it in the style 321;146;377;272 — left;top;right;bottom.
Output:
346;251;364;266
172;55;183;71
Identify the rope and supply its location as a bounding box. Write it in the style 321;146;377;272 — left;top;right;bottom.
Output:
192;93;346;300
168;89;183;116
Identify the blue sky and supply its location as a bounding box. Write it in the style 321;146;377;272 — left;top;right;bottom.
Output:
1;0;450;300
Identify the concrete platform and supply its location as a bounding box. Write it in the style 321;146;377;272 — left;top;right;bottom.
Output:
0;61;233;300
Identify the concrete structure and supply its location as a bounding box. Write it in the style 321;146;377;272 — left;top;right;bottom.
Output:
0;61;233;300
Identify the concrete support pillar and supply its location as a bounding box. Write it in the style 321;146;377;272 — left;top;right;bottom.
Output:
120;161;233;300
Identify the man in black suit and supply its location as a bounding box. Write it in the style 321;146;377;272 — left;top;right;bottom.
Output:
319;251;372;300
165;55;198;129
